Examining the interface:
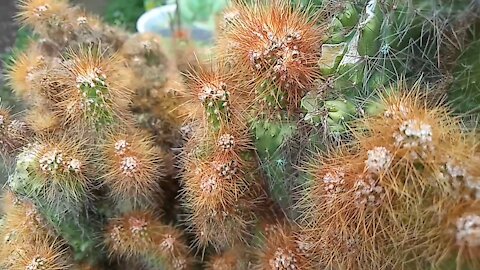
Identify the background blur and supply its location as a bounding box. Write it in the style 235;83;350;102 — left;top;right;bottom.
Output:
1;0;108;95
0;0;229;57
0;0;230;98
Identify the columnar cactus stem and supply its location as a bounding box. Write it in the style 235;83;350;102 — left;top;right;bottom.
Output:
181;64;263;250
217;0;326;212
104;211;192;269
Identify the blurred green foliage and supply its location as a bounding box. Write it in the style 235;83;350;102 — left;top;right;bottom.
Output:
144;0;167;10
104;0;145;31
178;0;229;26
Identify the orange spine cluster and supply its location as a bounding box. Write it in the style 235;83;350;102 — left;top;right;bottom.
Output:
16;0;127;51
104;211;192;269
55;46;132;127
179;0;326;263
28;134;92;209
0;191;70;269
218;0;324;112
205;247;247;270
0;107;29;159
180;64;261;250
253;223;312;270
299;83;480;269
3;0;180;269
101;130;165;207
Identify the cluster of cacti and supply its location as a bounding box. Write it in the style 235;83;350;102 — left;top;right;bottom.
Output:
1;0;192;269
1;0;480;269
300;83;480;268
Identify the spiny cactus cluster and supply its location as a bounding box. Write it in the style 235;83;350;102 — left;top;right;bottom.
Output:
1;0;480;269
1;0;192;269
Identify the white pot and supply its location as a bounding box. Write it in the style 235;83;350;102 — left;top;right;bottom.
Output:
136;4;214;42
136;4;177;35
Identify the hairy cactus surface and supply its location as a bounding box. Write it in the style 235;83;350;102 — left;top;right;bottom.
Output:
1;0;480;269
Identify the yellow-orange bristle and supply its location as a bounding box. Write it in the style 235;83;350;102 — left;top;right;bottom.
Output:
10;236;71;270
0;106;30;157
218;0;325;110
6;48;47;100
434;129;480;200
212;124;254;162
161;66;194;121
120;32;167;63
1;191;51;240
67;5;100;31
293;83;479;269
180;120;260;251
184;198;255;251
102;129;165;205
1;189;19;214
183;62;248;127
298;147;368;218
181;122;254;193
106;212;192;269
26;105;61;133
182;156;252;213
254;223;312;270
54;45;133;126
205;247;246;270
104;211;163;260
29;134;92;207
0;193;53;268
446;202;480;269
153;225;187;257
16;0;69;29
216;5;241;33
181;125;256;214
120;32;170;91
152;225;193;270
297;146;409;269
354;84;461;195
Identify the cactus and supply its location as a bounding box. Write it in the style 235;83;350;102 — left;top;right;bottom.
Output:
104;211;192;269
1;0;191;269
180;63;265;251
1;0;480;269
299;84;480;268
448;37;480;115
216;0;326;211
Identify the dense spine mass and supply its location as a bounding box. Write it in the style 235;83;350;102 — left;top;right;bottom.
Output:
1;0;480;269
1;0;190;269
